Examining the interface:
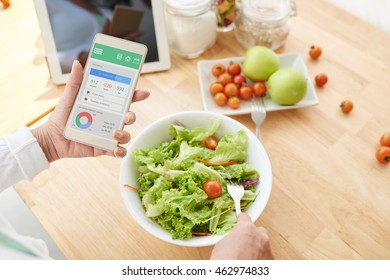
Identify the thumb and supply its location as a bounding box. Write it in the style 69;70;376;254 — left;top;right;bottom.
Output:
237;213;252;224
58;60;83;111
49;61;83;127
64;60;83;102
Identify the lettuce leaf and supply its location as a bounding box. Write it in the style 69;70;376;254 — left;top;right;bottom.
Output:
210;129;247;163
169;119;221;143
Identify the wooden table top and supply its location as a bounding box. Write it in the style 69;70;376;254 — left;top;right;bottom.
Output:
2;0;390;259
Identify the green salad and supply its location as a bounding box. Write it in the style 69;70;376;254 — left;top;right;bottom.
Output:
132;119;260;240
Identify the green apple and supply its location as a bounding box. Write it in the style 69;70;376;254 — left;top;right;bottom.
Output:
267;67;307;105
242;46;280;81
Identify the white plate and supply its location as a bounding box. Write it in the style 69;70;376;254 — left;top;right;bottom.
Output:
198;53;319;115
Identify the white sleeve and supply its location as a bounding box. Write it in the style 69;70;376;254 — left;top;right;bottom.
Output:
0;126;50;192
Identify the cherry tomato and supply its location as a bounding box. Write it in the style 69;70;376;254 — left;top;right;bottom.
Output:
204;136;218;150
380;133;390;147
252;81;267;96
211;63;226;78
228;96;240;109
233;74;247;87
224;82;238;97
218;73;233;85
1;0;10;8
375;146;390;164
309;45;322;60
315;73;328;87
340;100;353;114
209;82;224;96
227;63;241;76
214;92;227;106
239;85;253;100
203;180;222;199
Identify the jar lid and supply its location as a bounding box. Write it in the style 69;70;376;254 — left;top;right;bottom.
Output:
243;0;292;21
164;0;212;15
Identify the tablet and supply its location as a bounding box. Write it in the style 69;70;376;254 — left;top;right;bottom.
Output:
109;5;144;38
33;0;171;85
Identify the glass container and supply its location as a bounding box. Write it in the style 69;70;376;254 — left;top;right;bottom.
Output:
164;0;217;59
216;0;236;32
235;0;297;50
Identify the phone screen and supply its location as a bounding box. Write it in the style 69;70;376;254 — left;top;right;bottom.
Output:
65;38;146;149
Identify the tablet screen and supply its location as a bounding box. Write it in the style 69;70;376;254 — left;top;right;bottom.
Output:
37;0;170;83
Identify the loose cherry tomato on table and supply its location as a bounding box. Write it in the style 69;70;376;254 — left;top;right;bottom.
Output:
218;73;233;85
233;74;247;87
224;82;239;97
1;0;11;8
315;73;328;87
227;63;241;76
238;85;253;100
228;96;240;109
204;136;219;150
340;100;353;114
379;133;390;147
209;82;224;96
309;45;322;60
252;81;267;96
203;180;222;199
211;63;226;78
214;92;228;106
375;146;390;164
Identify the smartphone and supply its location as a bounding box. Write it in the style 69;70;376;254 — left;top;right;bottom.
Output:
64;33;148;152
109;5;144;38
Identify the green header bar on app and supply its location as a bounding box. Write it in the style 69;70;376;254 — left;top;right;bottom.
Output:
91;43;143;70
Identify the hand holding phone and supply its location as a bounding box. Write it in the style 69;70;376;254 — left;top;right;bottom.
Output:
64;33;148;152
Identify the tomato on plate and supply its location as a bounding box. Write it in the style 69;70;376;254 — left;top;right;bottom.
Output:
309;45;322;60
252;81;267;96
375;146;390;164
224;82;238;97
211;63;226;78
227;63;241;76
214;92;227;106
233;74;247;87
203;180;222;199
204;136;218;150
209;82;224;96
239;85;253;100
228;96;240;109
218;73;233;85
379;133;390;147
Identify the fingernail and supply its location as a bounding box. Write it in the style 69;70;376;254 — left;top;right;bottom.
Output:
71;60;80;70
115;148;126;158
114;130;124;138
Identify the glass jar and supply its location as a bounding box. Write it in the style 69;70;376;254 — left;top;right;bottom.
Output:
164;0;217;59
216;0;236;32
235;0;297;50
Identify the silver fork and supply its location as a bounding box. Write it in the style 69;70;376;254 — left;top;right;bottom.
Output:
251;95;267;140
226;180;245;217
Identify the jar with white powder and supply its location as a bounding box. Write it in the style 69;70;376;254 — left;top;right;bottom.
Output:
164;0;217;59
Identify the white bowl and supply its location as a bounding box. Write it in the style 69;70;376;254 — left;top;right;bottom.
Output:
120;111;272;247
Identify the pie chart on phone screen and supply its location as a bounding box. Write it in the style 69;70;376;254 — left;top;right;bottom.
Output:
76;112;93;129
